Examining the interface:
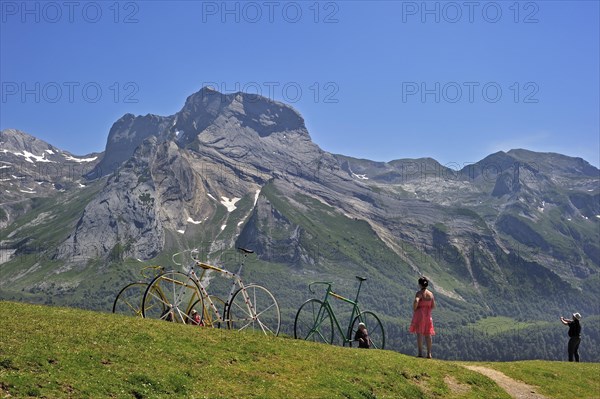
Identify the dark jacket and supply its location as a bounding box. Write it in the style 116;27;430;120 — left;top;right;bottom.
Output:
568;319;581;337
355;328;370;348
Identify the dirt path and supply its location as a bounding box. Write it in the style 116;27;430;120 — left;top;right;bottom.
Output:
464;365;550;399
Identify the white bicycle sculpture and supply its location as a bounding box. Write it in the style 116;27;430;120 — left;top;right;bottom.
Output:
141;247;281;336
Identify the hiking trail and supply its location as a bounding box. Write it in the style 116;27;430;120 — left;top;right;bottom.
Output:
464;365;549;399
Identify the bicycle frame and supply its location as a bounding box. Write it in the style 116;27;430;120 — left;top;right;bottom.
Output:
172;248;259;326
308;277;366;343
190;262;252;324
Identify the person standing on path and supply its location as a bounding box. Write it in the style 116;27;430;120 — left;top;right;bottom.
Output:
409;276;436;358
560;312;582;362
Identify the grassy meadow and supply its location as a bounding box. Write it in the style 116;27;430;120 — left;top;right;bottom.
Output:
1;302;598;398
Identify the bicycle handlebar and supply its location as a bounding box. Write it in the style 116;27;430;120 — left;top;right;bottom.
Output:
308;281;333;294
171;250;187;266
171;249;204;266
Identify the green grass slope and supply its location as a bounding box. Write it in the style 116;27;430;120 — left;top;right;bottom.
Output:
1;302;598;399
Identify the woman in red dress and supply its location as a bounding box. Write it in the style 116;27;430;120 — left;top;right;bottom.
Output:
409;276;436;358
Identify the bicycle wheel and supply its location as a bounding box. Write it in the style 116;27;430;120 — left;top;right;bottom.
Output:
142;271;202;323
294;299;334;344
188;295;226;328
112;282;147;316
226;284;280;336
350;311;385;349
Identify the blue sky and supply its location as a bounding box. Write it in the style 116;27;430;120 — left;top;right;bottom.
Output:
1;1;599;167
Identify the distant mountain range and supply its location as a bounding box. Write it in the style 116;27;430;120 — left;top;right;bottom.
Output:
1;87;599;360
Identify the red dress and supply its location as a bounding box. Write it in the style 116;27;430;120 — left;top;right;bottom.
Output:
409;297;435;335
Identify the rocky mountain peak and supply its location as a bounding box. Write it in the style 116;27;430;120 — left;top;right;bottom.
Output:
0;129;60;155
175;87;308;142
507;148;599;177
181;87;306;126
90;87;310;178
89;112;175;178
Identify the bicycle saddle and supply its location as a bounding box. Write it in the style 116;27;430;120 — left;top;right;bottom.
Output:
238;247;254;254
356;276;367;281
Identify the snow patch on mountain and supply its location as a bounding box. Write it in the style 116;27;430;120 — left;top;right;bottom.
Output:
62;154;98;163
221;197;240;212
14;150;54;164
253;189;260;207
352;173;369;180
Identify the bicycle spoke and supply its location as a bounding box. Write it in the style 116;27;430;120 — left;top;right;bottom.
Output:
369;323;382;335
315;329;329;342
173;277;189;306
121;298;137;313
231;297;251;316
256;318;274;335
254;302;275;318
159;310;171;321
241;321;254;331
175;307;187;323
144;300;162;313
147;288;169;307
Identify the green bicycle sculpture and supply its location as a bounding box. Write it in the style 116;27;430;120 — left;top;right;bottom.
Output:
294;276;385;349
